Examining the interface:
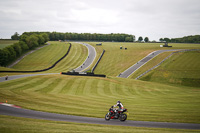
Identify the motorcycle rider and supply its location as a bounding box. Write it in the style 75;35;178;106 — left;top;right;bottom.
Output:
113;100;124;115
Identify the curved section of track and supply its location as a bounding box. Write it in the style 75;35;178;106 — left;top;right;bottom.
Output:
74;42;96;72
0;104;200;129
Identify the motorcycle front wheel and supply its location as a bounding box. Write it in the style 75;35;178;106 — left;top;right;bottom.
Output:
119;113;127;121
105;113;111;121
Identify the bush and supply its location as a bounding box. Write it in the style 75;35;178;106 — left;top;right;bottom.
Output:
13;43;22;57
1;32;49;66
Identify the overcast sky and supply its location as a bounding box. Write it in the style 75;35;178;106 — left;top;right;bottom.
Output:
0;0;200;41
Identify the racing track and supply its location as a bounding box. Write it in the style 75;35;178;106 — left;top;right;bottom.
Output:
0;104;200;130
74;42;96;72
1;45;200;130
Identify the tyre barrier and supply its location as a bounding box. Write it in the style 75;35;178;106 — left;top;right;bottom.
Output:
61;71;106;78
0;43;72;73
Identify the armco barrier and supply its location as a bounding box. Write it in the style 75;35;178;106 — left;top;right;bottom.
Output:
61;72;106;78
0;43;72;73
91;49;105;73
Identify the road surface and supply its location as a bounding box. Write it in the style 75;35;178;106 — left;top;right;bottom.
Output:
74;43;96;72
0;73;59;82
0;104;200;129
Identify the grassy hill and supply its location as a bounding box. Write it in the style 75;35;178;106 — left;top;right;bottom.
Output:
1;42;88;73
0;74;199;124
140;50;200;87
1;41;200;132
88;42;200;77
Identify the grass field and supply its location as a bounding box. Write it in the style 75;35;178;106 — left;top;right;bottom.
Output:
0;40;18;49
0;74;199;124
88;42;200;77
1;41;200;132
0;115;198;133
140;50;200;87
129;52;173;79
7;42;88;73
46;42;88;73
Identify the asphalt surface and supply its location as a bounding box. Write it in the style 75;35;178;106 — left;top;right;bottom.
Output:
118;49;182;78
0;104;200;129
74;42;96;72
0;73;59;82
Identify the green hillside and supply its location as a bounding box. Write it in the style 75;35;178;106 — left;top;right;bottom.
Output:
1;41;200;132
2;42;87;73
89;42;200;77
140;50;200;87
0;75;199;124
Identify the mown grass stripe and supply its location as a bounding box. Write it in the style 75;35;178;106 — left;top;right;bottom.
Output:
24;77;57;92
49;78;69;94
37;78;62;93
67;78;83;95
109;82;120;96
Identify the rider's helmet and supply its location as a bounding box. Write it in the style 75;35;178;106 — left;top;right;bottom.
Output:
117;100;121;103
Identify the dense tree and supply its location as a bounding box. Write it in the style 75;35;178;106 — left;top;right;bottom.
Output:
13;43;22;57
26;34;39;49
47;32;135;42
0;32;49;66
170;35;200;43
138;36;143;42
37;34;45;45
19;41;29;51
163;38;170;43
159;38;164;42
125;36;133;42
4;46;16;62
159;35;200;43
144;37;149;42
11;32;20;40
0;49;8;66
41;33;49;42
20;34;28;42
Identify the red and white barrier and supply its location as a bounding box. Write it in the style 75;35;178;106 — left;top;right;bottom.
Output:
0;102;21;108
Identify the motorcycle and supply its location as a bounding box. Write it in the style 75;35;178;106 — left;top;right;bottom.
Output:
105;106;128;121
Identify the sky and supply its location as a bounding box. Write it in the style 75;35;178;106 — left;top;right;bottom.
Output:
0;0;200;41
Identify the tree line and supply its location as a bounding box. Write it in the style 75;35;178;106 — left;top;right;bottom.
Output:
48;32;135;42
160;35;200;43
0;33;49;66
11;31;154;43
12;32;135;42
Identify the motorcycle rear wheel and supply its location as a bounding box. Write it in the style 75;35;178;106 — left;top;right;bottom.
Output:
105;114;111;121
119;114;127;121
